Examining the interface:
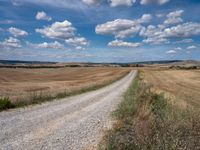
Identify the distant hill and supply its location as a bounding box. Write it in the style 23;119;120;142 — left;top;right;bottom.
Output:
0;59;199;68
0;60;57;65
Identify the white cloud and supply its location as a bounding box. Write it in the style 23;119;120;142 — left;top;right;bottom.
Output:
138;14;153;23
187;45;197;50
140;25;169;44
29;41;64;50
174;39;193;44
140;22;200;44
156;13;165;18
163;22;200;37
36;11;52;21
36;20;76;39
140;0;170;5
164;10;184;25
110;0;136;7
36;20;89;50
166;49;177;54
8;27;28;37
82;0;101;5
174;47;182;51
0;37;21;49
108;39;141;47
65;37;89;46
95;14;152;39
166;47;182;54
96;19;141;38
75;46;85;50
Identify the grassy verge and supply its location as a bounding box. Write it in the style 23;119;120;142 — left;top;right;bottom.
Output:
0;70;130;111
99;72;200;150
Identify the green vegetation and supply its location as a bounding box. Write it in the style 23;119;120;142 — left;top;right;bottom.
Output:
0;70;130;111
0;97;14;111
100;72;200;150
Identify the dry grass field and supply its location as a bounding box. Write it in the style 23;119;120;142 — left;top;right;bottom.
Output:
141;68;200;108
101;67;200;150
0;67;130;102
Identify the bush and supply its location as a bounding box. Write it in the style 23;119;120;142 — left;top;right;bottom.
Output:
0;97;14;111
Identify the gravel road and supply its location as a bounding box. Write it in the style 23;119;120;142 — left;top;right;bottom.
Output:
0;70;137;150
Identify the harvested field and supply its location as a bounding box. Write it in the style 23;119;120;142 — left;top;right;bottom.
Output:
142;68;200;108
0;67;130;102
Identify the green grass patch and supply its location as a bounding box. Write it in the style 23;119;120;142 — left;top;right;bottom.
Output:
0;97;14;111
100;72;200;150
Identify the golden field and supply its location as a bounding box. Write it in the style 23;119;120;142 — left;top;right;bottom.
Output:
141;68;200;108
0;67;130;102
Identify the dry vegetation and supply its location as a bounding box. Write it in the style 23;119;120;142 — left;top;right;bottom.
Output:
142;68;200;108
0;67;130;104
100;68;200;150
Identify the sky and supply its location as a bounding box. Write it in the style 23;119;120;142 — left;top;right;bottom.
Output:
0;0;200;63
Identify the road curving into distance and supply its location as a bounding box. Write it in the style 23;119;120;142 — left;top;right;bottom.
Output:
0;70;137;150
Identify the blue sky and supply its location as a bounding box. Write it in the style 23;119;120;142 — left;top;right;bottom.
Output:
0;0;200;62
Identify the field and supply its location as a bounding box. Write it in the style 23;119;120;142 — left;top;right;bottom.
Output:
0;67;130;103
101;67;200;150
142;68;200;108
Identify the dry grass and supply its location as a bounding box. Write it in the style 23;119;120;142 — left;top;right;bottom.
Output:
141;68;200;108
0;67;130;103
100;71;200;150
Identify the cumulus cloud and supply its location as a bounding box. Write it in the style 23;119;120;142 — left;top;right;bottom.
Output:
138;14;153;23
36;20;89;50
96;19;141;38
187;45;197;50
140;25;169;44
36;20;76;39
36;11;52;21
108;39;141;47
166;49;177;54
95;14;152;39
8;27;28;37
65;37;89;46
140;22;200;44
163;22;200;37
166;47;182;54
82;0;101;5
141;0;170;5
109;0;136;7
75;46;86;50
174;47;182;51
28;41;64;50
0;37;21;49
164;10;184;25
174;39;193;44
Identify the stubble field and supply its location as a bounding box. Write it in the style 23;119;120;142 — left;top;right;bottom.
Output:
142;68;200;108
0;67;130;103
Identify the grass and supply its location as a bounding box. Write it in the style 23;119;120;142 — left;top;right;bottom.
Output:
99;72;200;150
0;97;14;111
0;70;130;111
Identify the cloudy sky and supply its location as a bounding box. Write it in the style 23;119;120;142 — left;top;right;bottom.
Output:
0;0;200;62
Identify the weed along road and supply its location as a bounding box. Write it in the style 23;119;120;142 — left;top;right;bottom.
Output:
0;70;137;150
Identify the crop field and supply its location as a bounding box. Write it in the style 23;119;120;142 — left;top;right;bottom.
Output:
0;67;130;103
142;68;200;108
101;68;200;150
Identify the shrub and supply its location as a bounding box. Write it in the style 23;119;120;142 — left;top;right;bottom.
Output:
0;97;14;111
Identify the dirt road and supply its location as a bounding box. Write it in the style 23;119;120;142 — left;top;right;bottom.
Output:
0;70;137;150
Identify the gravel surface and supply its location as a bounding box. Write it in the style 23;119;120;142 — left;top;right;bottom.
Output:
0;70;137;150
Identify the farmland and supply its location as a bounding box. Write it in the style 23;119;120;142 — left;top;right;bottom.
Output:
0;67;130;103
142;68;200;108
101;67;200;150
